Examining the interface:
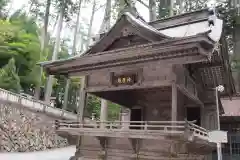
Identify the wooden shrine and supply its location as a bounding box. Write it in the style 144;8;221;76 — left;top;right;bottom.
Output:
41;8;235;160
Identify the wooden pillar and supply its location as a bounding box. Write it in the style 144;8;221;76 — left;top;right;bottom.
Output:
171;83;177;122
171;84;178;155
121;107;131;129
63;77;70;110
200;107;205;128
100;99;108;128
99;137;109;160
75;76;87;159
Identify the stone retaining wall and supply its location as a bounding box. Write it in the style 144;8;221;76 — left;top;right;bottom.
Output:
0;103;68;152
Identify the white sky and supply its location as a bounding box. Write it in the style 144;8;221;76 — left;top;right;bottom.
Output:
8;0;217;52
10;0;149;34
8;0;148;52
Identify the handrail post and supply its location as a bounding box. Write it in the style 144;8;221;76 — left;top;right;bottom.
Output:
55;120;59;130
18;96;22;106
61;110;64;118
6;92;9;102
184;118;189;132
110;122;112;130
144;121;148;131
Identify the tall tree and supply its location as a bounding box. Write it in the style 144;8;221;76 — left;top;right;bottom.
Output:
44;0;78;103
149;0;157;21
85;0;97;48
117;0;138;18
34;0;51;99
44;0;65;103
98;0;112;121
63;0;83;110
99;0;111;34
169;0;174;16
158;0;171;18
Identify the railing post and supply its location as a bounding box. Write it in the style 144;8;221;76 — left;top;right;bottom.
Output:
121;108;130;130
6;92;9;102
110;122;112;130
61;110;65;118
184;118;189;131
144;122;148;131
18;96;22;106
171;83;177;131
55;120;59;130
184;119;194;141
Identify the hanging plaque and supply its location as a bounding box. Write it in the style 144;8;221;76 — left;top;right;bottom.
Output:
112;73;137;86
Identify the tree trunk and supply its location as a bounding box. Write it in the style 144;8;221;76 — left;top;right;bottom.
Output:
34;0;51;99
99;0;112;122
99;0;111;34
63;0;83;110
85;0;96;48
44;2;65;103
149;0;156;21
28;1;34;16
179;0;184;14
169;0;174;16
233;25;240;93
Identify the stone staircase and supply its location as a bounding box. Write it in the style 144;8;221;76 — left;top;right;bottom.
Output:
0;88;77;120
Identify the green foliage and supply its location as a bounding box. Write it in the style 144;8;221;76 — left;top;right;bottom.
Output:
10;11;40;36
0;12;43;92
86;94;121;121
157;0;171;19
108;101;121;121
231;59;240;71
86;94;101;118
52;0;78;22
0;58;21;92
0;0;9;18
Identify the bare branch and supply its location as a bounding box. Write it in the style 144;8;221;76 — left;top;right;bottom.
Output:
94;4;106;12
137;0;149;8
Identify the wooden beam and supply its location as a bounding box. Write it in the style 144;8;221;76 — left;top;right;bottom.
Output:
67;54;205;77
86;80;171;93
193;62;222;69
176;84;204;107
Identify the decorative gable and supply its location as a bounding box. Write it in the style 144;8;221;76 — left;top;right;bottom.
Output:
86;12;171;55
104;35;149;51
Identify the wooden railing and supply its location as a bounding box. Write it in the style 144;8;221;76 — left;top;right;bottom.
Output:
55;120;210;141
0;88;77;120
186;121;208;139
